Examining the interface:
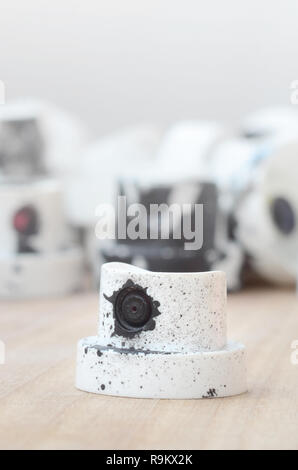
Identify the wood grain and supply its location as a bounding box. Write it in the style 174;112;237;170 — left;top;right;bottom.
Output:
0;286;297;450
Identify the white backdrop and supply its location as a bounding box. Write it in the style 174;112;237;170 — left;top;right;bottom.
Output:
1;0;297;135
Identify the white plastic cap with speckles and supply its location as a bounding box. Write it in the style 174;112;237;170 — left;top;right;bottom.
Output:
76;262;247;399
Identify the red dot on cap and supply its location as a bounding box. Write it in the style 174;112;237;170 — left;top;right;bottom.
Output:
13;210;31;232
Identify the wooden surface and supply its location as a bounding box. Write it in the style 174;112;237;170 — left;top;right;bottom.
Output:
0;286;297;450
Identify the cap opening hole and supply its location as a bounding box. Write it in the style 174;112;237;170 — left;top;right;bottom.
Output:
270;197;296;235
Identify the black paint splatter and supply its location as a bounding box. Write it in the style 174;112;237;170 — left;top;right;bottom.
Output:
202;388;218;399
104;279;161;339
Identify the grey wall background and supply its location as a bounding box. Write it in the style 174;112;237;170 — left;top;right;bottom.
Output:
1;0;297;135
